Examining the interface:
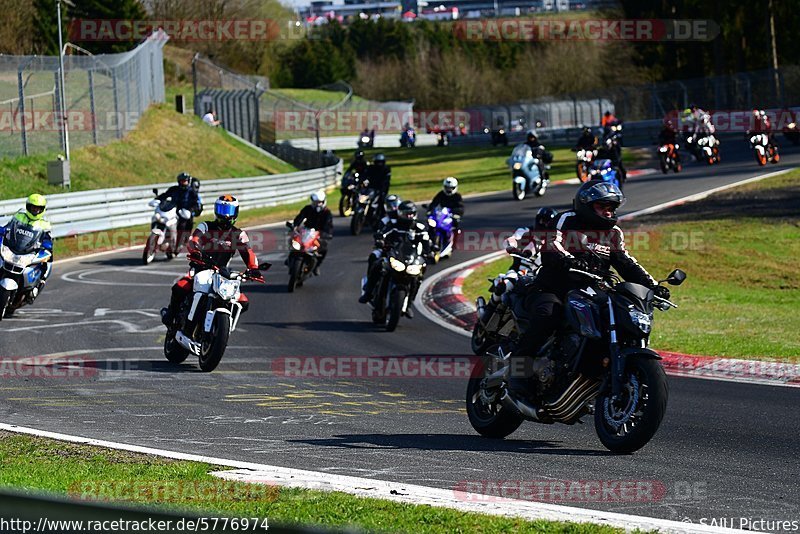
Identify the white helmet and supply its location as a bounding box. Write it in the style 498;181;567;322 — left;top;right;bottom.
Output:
310;190;327;212
443;176;458;196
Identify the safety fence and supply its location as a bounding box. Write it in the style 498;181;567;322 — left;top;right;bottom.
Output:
0;30;167;158
0;161;341;239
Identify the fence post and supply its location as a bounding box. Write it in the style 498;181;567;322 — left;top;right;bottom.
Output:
88;69;98;145
17;70;28;156
111;71;122;139
54;71;65;152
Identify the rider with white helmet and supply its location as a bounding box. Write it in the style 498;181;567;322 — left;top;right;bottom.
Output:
290;190;334;275
427;177;464;221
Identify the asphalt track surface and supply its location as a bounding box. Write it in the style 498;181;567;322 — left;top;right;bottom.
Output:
1;143;799;525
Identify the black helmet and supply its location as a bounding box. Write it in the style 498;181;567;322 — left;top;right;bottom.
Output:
573;180;625;229
354;150;365;160
534;207;559;231
177;172;191;188
582;126;591;135
526;129;537;142
191;177;201;191
374;153;386;165
396;200;417;228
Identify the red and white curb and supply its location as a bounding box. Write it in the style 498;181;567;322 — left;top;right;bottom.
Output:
0;423;745;533
416;167;799;388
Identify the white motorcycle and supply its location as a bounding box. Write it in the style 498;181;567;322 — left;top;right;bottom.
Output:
0;221;52;320
163;261;270;372
142;189;193;265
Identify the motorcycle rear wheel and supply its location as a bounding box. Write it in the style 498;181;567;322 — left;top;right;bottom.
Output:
164;331;189;364
198;313;230;372
339;195;354;218
466;356;523;439
594;358;668;453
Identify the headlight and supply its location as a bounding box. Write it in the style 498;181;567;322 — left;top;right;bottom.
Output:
406;264;422;276
291;240;302;250
513;162;522;170
659;146;667;152
629;310;652;334
389;257;406;272
428;218;436;227
216;279;239;300
358;194;369;203
788;122;796;129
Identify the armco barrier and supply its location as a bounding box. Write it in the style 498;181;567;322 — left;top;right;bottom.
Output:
0;161;341;238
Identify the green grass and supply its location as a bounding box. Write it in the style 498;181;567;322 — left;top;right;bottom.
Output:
0;433;619;534
0;104;297;200
266;88;367;107
462;170;800;360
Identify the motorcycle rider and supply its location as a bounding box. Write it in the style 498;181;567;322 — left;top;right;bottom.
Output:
365;153;392;214
600;110;618;132
379;194;402;232
574;126;597;151
658;120;680;163
156;172;203;249
507;181;668;395
503;206;559;271
427;177;464;225
358;200;433;311
161;195;264;326
0;194;53;299
290;191;334;276
345;150;368;176
523;130;553;182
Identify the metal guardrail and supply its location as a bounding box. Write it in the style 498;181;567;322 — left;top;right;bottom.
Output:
0;161;342;238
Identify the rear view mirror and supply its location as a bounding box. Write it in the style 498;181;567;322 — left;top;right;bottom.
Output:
665;269;687;286
285;221;294;230
258;262;272;271
152;188;158;195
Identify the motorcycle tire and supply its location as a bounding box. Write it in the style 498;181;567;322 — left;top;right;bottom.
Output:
675;161;682;173
386;288;406;332
512;182;526;201
142;235;158;265
0;288;10;322
659;157;668;174
465;355;523;439
372;308;386;325
470;321;490;355
594;358;668;454
351;213;364;236
288;257;302;293
198;313;230;372
756;151;767;166
339;195;353;218
164;331;189;364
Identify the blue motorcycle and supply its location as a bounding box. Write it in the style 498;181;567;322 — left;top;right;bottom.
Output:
507;143;548;200
589;159;623;189
426;205;458;262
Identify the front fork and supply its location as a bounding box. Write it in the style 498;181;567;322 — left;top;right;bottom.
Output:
607;296;626;397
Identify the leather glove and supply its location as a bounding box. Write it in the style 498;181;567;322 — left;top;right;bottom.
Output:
246;269;263;279
564;256;589;272
521;249;533;258
653;286;671;300
506;246;521;255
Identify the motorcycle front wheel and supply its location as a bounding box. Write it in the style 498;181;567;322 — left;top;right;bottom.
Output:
386;287;406;332
470;320;490;355
350;212;365;236
198;313;230;372
142;235;158;265
512;181;526;201
288;257;303;293
466;355;523;438
594;358;668;453
0;288;11;321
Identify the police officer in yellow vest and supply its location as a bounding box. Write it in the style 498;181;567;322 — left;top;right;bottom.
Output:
0;194;53;314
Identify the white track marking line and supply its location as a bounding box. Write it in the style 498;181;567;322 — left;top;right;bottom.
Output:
0;423;743;534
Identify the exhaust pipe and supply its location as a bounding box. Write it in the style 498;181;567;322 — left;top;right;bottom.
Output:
500;390;543;422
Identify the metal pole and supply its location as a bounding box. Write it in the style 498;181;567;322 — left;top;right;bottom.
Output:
88;69;98;145
768;0;780;103
17;70;28;156
57;0;70;160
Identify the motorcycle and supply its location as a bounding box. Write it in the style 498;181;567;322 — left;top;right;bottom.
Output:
589;159;623;189
358;131;374;149
143;189;192;265
686;133;720;165
471;252;538;355
575;148;597;182
783;121;799;145
749;133;780;166
657;143;682;173
285;222;322;292
508;143;548;200
466;266;686;453
0;222;52;320
350;181;381;236
366;232;427;332
163;259;270;372
339;171;361;217
400;128;416;148
436;130;450;147
600;123;623;163
491;128;508;146
425;205;458;262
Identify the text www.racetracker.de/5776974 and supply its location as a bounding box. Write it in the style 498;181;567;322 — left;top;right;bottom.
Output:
0;516;270;533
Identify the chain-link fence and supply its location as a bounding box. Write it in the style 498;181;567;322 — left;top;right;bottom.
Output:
467;66;800;132
0;30;167;158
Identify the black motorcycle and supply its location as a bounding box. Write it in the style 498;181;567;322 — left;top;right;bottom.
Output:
491;127;508;146
466;266;686;453
350;181;381;236
368;233;427;331
339;171;361;217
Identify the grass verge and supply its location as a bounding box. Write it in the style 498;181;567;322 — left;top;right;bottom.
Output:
462;169;800;360
0;105;297;200
0;432;619;534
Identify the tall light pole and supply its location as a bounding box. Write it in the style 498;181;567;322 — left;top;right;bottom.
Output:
57;0;70;160
768;0;781;103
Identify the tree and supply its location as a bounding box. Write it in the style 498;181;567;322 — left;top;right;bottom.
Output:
69;0;147;54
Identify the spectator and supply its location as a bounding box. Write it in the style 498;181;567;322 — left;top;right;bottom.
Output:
202;108;220;127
